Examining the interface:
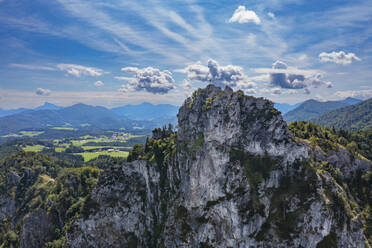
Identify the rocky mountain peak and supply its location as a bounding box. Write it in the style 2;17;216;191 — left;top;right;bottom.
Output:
178;84;304;161
65;85;369;248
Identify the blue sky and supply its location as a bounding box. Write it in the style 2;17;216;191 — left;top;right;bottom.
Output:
0;0;371;108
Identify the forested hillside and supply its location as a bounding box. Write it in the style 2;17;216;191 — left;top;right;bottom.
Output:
312;98;372;131
283;99;350;122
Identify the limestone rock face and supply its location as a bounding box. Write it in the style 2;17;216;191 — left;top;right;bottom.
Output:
20;210;55;248
67;160;160;247
67;85;370;247
0;172;20;220
0;194;15;221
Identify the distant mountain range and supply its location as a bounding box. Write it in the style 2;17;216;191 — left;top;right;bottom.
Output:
0;102;178;120
0;102;179;136
0;108;27;118
0;102;62;117
274;103;301;114
0;97;367;136
312;98;372;131
34;102;63;111
283;97;362;122
0;104;129;135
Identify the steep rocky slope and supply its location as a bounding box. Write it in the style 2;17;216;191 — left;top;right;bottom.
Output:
67;85;371;247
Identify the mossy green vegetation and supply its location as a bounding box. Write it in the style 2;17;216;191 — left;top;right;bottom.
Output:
192;132;204;150
127;125;176;165
316;232;337;248
230;149;279;190
203;97;214;110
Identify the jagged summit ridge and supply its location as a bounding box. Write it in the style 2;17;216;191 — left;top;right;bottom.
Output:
178;84;307;161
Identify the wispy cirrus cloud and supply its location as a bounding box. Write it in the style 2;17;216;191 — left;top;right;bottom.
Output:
9;63;56;71
8;63;105;77
54;0;215;65
57;64;104;77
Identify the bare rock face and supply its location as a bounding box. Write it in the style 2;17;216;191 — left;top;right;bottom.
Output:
67;85;370;247
20;210;55;248
0;172;20;220
67;160;160;247
0;194;15;221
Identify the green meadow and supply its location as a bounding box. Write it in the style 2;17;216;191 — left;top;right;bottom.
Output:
2;131;44;138
23;145;45;152
75;151;129;162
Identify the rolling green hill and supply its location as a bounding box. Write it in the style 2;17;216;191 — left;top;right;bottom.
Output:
312;98;372;131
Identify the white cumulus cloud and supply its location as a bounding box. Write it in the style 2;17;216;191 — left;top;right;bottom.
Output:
319;51;361;65
229;6;261;25
253;60;332;94
94;81;104;87
57;64;104;77
117;67;175;94
176;59;256;90
35;88;51;96
260;88;297;95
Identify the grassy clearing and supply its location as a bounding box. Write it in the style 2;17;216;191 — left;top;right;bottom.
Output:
69;133;145;147
39;174;55;183
51;127;76;131
20;131;45;136
75;151;129;162
55;147;66;152
23;145;45;152
79;135;94;139
81;146;132;151
71;138;105;146
2;131;44;138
